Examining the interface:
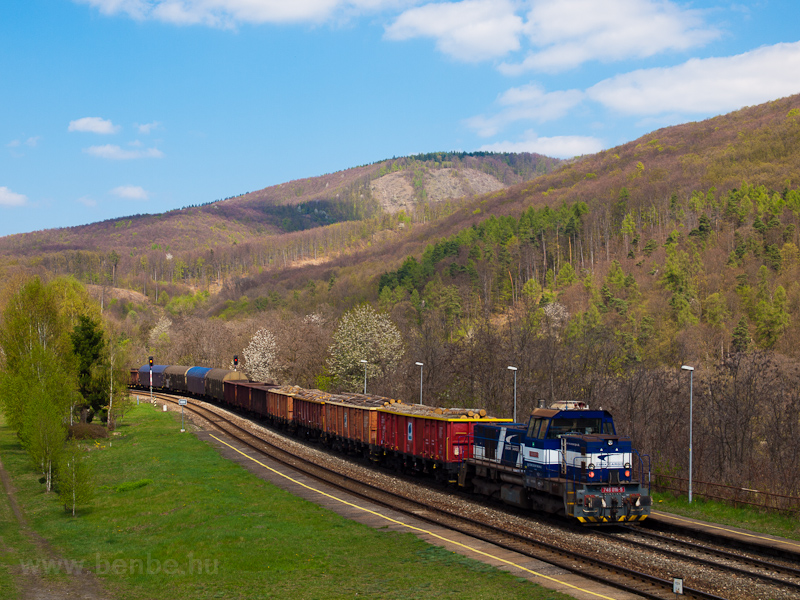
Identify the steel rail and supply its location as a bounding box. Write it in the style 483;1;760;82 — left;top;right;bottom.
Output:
150;391;727;600
597;528;800;593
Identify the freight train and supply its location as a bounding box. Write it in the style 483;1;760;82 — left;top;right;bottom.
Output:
131;364;651;524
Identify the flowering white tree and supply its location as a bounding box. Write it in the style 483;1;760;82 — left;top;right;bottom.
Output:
147;316;172;353
328;304;404;392
242;328;279;382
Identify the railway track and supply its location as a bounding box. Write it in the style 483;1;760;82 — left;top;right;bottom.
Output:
150;391;738;600
641;517;800;564
598;526;800;595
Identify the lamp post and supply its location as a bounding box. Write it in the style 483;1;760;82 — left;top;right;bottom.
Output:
360;359;368;394
508;366;518;423
415;362;424;405
681;365;694;503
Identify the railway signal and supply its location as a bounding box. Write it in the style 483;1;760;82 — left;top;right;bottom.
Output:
149;356;154;403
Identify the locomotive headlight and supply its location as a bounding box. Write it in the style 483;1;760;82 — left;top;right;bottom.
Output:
587;463;595;470
624;462;631;469
606;439;614;446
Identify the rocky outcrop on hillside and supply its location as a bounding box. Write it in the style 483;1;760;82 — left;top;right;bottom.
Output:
371;168;505;214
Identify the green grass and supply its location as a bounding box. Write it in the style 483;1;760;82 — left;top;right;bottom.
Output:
0;405;574;600
0;411;82;600
0;447;37;600
652;491;800;541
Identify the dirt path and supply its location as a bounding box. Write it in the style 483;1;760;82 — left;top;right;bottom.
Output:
0;453;111;600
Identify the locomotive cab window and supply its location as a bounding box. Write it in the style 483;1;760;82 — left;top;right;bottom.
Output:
527;418;546;439
548;417;603;438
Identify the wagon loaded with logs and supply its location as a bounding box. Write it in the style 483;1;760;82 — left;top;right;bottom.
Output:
132;364;651;523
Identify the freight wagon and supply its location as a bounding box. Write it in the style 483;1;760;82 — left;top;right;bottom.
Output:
131;366;651;523
377;403;509;482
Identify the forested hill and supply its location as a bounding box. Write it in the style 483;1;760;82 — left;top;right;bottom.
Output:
4;95;800;500
0;152;559;259
200;93;800;366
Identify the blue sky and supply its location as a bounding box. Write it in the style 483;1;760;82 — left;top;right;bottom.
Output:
2;0;799;237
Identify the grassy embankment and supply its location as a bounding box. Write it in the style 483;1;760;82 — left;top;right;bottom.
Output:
651;491;800;541
0;403;573;600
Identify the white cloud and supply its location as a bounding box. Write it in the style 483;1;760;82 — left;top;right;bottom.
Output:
111;185;150;200
78;196;98;207
0;187;28;207
385;0;523;62
471;40;800;144
85;145;164;160
68;117;121;134
383;0;717;71
137;121;161;134
479;131;604;158
465;83;584;136
77;0;408;26
7;137;39;147
588;41;800;115
500;0;718;74
77;1;719;74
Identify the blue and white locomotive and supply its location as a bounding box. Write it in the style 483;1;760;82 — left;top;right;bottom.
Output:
459;402;651;523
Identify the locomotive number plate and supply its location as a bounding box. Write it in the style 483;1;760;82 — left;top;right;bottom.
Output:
601;486;625;494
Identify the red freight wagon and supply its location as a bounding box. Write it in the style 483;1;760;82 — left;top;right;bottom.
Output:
250;385;269;418
223;379;239;410
224;380;263;413
292;389;327;439
377;405;511;481
130;368;140;387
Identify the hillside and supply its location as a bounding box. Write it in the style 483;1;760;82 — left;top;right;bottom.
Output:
4;94;800;500
0;152;559;259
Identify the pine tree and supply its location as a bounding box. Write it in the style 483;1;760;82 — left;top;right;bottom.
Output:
70;315;106;415
732;317;751;353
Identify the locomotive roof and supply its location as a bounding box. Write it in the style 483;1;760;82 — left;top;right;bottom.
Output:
530;407;613;418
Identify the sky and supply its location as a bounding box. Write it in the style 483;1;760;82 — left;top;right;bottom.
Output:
2;1;800;237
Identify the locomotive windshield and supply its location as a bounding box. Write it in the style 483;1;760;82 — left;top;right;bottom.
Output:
538;417;615;439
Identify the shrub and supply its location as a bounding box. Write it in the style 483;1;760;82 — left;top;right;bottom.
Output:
68;423;109;440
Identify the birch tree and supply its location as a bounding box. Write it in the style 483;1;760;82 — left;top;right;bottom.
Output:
57;444;93;516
